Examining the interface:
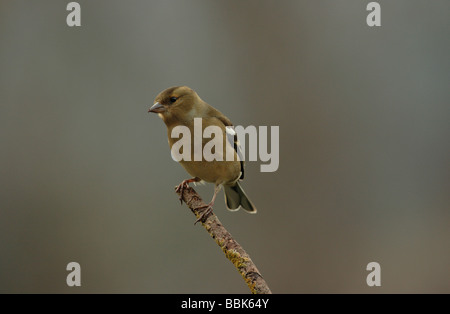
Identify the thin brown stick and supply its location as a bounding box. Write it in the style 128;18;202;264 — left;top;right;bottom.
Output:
176;186;272;294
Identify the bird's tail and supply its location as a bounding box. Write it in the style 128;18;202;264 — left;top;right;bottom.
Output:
224;182;257;213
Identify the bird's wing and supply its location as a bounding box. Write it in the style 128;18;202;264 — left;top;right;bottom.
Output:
214;113;245;180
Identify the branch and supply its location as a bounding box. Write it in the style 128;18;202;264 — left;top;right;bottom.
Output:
176;186;272;294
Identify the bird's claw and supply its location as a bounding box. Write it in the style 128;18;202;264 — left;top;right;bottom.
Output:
194;204;214;225
175;180;191;204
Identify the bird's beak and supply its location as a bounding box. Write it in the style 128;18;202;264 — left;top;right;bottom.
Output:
148;102;166;113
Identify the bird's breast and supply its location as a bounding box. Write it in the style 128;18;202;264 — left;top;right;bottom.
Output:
166;119;241;185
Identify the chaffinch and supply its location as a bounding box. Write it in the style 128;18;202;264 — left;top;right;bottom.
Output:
149;86;256;222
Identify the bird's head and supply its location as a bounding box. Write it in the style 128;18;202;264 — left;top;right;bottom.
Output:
149;86;202;124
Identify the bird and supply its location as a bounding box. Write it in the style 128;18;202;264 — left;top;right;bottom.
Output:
148;86;256;223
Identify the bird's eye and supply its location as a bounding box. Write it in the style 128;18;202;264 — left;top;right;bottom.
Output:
169;96;177;103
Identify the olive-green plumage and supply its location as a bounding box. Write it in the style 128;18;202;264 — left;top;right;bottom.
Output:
149;86;256;214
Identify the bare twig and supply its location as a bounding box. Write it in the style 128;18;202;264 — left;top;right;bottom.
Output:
176;186;272;294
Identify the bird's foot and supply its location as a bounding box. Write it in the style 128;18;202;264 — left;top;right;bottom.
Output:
175;178;197;204
194;203;214;225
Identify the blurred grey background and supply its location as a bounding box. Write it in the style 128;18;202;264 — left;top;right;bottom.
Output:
0;0;449;293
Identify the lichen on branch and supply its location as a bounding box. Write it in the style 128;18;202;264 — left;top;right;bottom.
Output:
175;186;272;294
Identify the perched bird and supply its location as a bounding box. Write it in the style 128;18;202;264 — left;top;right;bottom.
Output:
148;86;256;222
